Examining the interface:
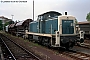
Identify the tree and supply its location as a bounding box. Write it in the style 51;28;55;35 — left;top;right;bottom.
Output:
86;12;90;21
4;21;14;26
0;20;3;30
75;19;78;23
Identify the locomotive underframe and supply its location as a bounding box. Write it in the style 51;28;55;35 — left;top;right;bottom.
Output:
27;31;77;49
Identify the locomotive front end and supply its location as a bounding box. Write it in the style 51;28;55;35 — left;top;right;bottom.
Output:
58;15;77;49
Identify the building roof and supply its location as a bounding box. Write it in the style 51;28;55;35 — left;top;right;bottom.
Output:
0;16;12;23
0;16;8;19
77;21;90;24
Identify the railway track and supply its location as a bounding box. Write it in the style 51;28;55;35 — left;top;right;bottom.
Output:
1;32;90;60
63;49;90;60
55;48;90;60
0;34;41;60
76;42;90;49
50;47;90;60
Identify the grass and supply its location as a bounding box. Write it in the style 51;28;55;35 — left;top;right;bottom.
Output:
31;42;39;46
2;31;41;47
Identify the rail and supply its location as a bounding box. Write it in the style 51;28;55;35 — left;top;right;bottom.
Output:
0;33;41;60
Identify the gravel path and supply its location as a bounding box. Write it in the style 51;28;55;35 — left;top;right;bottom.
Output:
84;39;90;44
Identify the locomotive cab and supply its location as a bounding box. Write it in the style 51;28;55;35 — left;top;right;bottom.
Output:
55;15;77;49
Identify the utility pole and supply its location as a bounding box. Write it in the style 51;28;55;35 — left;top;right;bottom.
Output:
11;15;14;24
2;17;5;31
33;0;34;21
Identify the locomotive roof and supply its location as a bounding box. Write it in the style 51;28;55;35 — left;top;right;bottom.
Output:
38;11;62;16
30;21;37;23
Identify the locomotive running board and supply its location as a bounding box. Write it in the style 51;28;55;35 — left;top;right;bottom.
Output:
26;31;52;37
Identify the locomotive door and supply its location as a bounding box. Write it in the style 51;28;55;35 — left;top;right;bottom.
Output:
62;20;74;34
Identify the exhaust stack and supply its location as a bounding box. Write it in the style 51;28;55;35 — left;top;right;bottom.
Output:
65;12;67;15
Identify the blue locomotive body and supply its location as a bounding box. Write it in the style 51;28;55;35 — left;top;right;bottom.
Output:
30;17;74;34
27;11;78;49
45;19;58;34
30;18;58;34
30;21;38;33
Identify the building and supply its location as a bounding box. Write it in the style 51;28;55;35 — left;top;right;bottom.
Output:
0;16;12;30
76;21;90;39
0;16;12;23
76;21;90;34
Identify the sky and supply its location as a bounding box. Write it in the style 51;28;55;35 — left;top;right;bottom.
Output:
0;0;90;22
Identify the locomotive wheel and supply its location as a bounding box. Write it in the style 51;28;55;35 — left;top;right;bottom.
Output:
38;36;42;44
28;35;33;41
80;38;84;43
65;42;74;50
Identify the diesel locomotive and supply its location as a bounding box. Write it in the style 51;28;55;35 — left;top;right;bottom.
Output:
26;11;78;49
5;11;84;49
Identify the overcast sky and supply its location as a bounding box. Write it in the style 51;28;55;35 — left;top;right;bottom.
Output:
0;0;90;22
